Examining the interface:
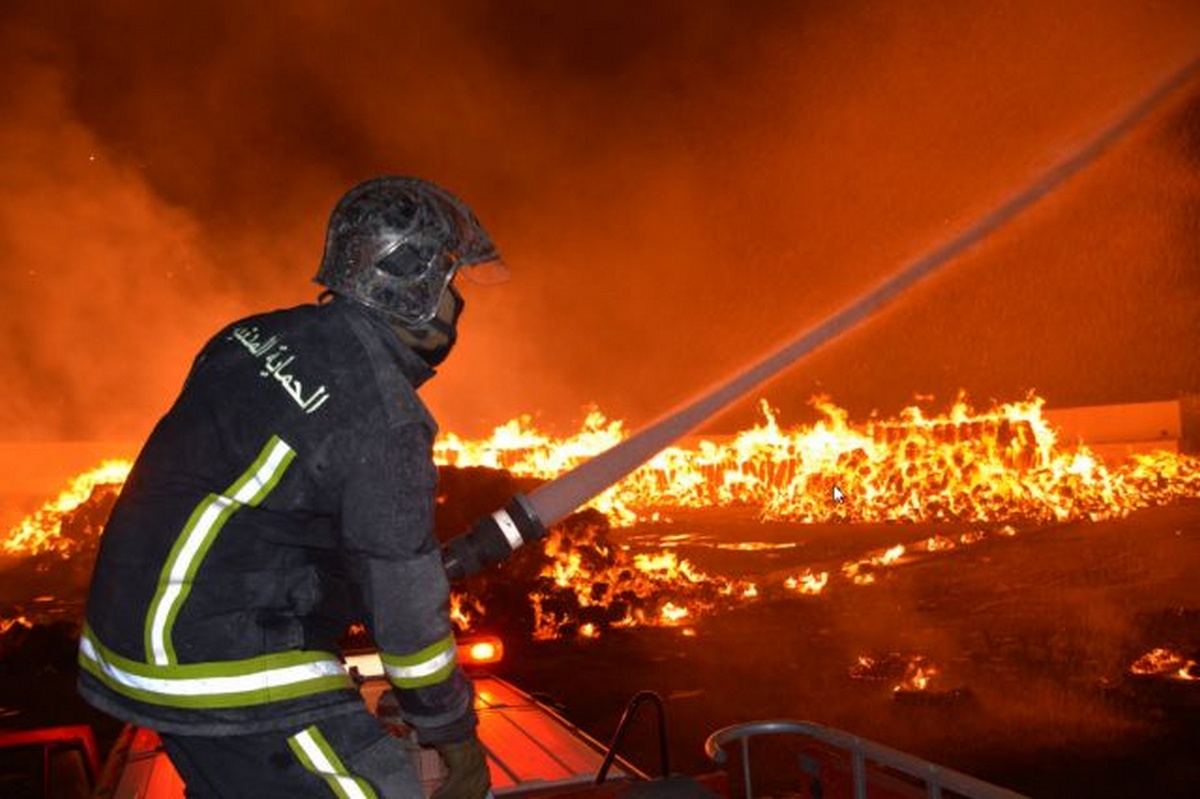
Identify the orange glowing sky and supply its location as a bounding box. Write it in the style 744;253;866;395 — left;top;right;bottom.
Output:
2;0;1199;446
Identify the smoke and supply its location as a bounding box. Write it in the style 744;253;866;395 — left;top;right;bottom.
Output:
0;37;239;441
2;0;1200;454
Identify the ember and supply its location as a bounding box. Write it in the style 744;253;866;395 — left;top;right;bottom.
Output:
849;652;941;693
0;615;31;636
1130;647;1200;681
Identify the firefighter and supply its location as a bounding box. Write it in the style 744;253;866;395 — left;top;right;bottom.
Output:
78;176;541;798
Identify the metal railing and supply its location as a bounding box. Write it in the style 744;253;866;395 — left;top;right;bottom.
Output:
596;690;671;784
705;719;1030;799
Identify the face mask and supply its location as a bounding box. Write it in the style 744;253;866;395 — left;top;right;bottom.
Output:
410;286;465;368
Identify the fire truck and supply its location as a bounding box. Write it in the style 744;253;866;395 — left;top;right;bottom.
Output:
0;633;1029;799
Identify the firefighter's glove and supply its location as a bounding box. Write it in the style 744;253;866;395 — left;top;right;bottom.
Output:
432;735;490;799
443;493;546;581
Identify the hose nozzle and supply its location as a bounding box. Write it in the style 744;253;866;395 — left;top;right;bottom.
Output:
442;493;546;581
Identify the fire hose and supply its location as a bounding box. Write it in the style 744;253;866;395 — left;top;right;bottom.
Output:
442;52;1200;582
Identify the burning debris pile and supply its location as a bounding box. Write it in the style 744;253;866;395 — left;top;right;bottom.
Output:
451;509;757;641
2;393;1198;642
0;461;126;607
528;516;757;639
845;651;978;709
1130;647;1199;682
439;394;1200;526
1;460;129;562
850;652;943;693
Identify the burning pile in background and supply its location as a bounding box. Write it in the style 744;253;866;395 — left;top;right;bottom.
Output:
438;393;1199;526
3;393;1199;641
1;460;130;560
1130;647;1199;682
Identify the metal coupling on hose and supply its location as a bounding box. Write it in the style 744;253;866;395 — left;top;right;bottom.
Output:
442;493;547;582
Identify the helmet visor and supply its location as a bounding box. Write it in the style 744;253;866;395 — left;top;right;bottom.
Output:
458;256;509;285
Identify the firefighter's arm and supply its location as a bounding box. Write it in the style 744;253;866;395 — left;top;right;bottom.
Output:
339;421;479;746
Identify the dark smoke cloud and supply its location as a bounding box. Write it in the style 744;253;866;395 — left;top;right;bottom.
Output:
2;0;1199;455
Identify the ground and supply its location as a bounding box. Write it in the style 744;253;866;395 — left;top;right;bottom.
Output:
492;500;1200;798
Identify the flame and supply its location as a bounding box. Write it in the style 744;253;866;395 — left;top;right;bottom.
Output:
850;652;940;692
1129;647;1199;681
525;527;756;640
659;602;689;624
1;459;131;558
6;392;1200;641
842;544;907;586
430;393;1197;635
450;592;486;632
895;660;940;693
923;535;957;552
0;615;32;636
434;394;1200;526
436;409;625;477
784;569;829;595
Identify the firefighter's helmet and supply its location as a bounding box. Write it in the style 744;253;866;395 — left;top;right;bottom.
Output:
315;176;503;325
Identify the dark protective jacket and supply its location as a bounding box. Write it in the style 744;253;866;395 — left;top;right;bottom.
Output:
78;299;476;744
